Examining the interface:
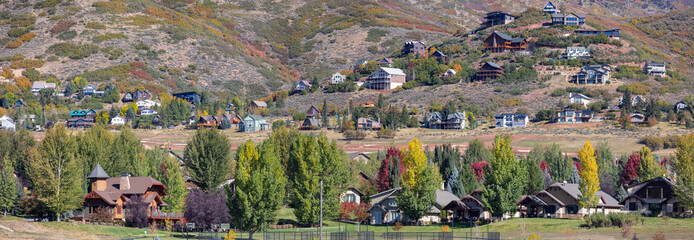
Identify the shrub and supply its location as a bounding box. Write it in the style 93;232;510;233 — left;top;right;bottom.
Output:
617;83;650;95
365;28;389;42
56;30;77;40
376;127;396;139
11;59;44;69
92;32;128;43
344;129;366;140
7;27;30;38
85;22;106;29
392;221;402;231
19;32;36;42
47;42;99;59
50;20;76;34
550;88;566;97
639;136;664;151
5;39;22;49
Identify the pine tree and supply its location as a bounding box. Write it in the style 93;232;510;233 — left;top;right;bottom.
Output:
322;98;329;128
388;148;402;189
578;141;600;212
228;140;286;239
546;144;572;182
28;126;83;221
524;156;545;195
673;134;694;208
615;185;628;202
637;146;666;181
126;107;135;121
219;117;231;130
463;139;491;164
396;138;437;223
0;159;19;216
482;135;524;218
568;164;581;184
184;128;232;191
457;162;478;198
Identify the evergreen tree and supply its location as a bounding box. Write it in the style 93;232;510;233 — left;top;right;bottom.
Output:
447;164;459;193
376;94;386;109
482;135;524;218
433;144;460;191
673;134;694;208
578;141;600;212
322;98;329;128
595;142;618;196
523;156;545;195
637;146;666;181
568;164;581;184
622;90;633;113
396;138;437;223
615;185;628;202
457;162;478;198
126;107;135;121
28;126;83;221
228;140;285;239
0;159;19;216
463;139;491;164
376;154;390;192
184;128;232;191
546;144;572;182
219;117;231;130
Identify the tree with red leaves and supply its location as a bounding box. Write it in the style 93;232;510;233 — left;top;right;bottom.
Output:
471;161;489;182
339;201;371;231
574;161;583;173
540;160;549;174
620;153;641;185
376;155;390;192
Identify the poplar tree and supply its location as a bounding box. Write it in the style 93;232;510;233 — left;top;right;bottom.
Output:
79;125;113;191
184;128;231;191
482;135;524;218
107;128;146;176
228;140;285;239
386;147;402;189
397;138;437;223
153;151;186;212
637;146;666;181
673;135;694;208
523;156;545;195
546;144;572;182
321;98;329;128
463;139;491;164
28;126;83;221
0;159;19;216
578;141;600;213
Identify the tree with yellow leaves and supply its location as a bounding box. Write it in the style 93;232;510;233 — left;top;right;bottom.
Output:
638;146;666;181
397;138;437;223
578;140;600;213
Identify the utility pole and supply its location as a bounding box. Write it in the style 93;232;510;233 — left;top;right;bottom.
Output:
319;178;323;240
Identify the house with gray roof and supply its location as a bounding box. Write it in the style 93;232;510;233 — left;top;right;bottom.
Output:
551;12;585;25
484;32;527;53
517;182;622;218
571;65;611;84
426;111;467;130
0;115;15;131
240;114;269;132
367;188;460;224
644;63;666;76
366;67;406;90
31;81;56;95
620;177;688;216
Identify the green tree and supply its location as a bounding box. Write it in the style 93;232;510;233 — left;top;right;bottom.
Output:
637;146;666;181
149;150;186;212
28;126;83;221
482;135;524;218
523;155;545;195
457;162;478;197
578;141;600;212
673;134;694;208
184;128;231;191
322;98;329;128
79;125;114;192
397;138;437;223
546;144;572;183
288;134;348;225
0;159;19;216
228;140;286;239
107;128;146;176
463;139;491;164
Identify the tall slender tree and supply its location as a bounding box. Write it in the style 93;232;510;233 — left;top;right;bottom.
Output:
482;135;524;218
595;142;618;196
322;98;329;128
228;140;286;239
523;156;545;195
27;126;83;221
397;138;437;223
184;128;232;191
578;141;600;213
376;153;390;192
79;125;114;191
463;139;491;164
637;146;666;181
673;134;694;208
155;151;187;212
387;147;403;189
457;162;478;198
0;159;19;216
546;144;572;183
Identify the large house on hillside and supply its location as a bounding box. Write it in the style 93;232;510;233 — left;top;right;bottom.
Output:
366;67;407;90
556;109;593;123
517;182;622;218
241;114;269;132
357;117;382;131
484;32;527;53
644;63;666;76
574;29;620;38
569;93;591;107
331;72;345;84
67;109;97;128
551;13;585;25
123;89;151;103
31;81;56;95
77;164;183;223
543;1;560;14
495;114;529;128
425;112;467;130
172;92;200;104
566;47;590;59
402;41;427;57
571;65;611;84
620;177;688;216
476;62;505;81
484;11;516;26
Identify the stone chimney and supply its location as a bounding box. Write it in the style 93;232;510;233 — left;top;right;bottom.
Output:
120;173;131;191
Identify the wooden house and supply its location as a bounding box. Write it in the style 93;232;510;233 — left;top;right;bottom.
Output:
430;50;447;62
517;182;622;218
629;112;646;125
294;80;312;92
644;63;666;76
331;72;345;84
299;118;321;130
172;92;200;104
357;117;382;131
484;32;527;53
484;11;516;26
426;112;467;130
348;152;370;162
197;115;220;128
67;109;97;128
569;93;591;107
402;41;427;57
241;115;269;132
250;100;268;109
377;58;393;67
620;177;687;216
306;105;321;118
341;187;364;204
367;188;459;224
476;62;505;81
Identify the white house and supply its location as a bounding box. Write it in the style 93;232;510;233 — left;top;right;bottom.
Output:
110;116;126;125
341;187;364;204
31;81;57;95
136;99;160;109
443;69;457;78
330;72;345;84
366;67;406;90
0;115;16;131
140;109;158;116
495;114;529;128
569;93;591;107
644;63;666;76
566;47;590;59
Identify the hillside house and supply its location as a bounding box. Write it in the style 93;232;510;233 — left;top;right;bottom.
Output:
241;115;269;132
476;62;505;81
78;164;183;223
31;81;56;95
357;117;382;131
495;114;529;128
0;116;15;131
402;41;427;57
571;65;611;84
620;95;644;108
341;187;364;204
12;99;26;109
67;109;97;128
556;109;593;123
569;93;591;107
430;50;447;62
551;13;585;25
197;115;220;128
574;29;620;38
543;1;560;14
629;112;646;125
674;101;687;114
136;99;160;109
620;177;687;216
295;80;312;92
299;118;321;130
225;113;242;129
111;116;125;125
331;72;345;84
172;92;200;104
377;58;393;67
484;32;527;53
644;63;666;76
123;89;151;103
426;112;467;130
348;152;370;162
250;100;268;109
566;47;591;59
140;109;157;116
484;11;516;26
83;85;103;95
517;182;622;218
367;188;460;224
366;67;407;90
306;105;321;118
443;69;457;78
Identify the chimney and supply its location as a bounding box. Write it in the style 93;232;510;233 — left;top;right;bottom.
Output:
120;173;131;191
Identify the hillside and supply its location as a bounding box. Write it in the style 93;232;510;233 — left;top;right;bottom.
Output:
0;0;692;102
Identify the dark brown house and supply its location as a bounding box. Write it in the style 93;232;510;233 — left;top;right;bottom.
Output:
299;118;321;130
306;105;321;118
620;177;687;216
484;32;527;53
476;62;505;81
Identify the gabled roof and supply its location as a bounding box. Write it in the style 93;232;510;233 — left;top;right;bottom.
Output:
369;187;401;206
483;62;503;70
547;182;622;208
493;31;513;41
105;176;165;195
544;1;556;8
251;100;268;108
379;67;406;76
620;177;676;205
431;50;446;57
435;189;461;209
571;93;591;100
87;163;110;179
348;152;370;161
303;118;320;127
379;58;393;64
31;81;56;89
246;114;266;121
645;62;666;67
447;112;466;121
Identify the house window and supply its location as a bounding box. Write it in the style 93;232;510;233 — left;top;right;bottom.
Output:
117;205;122;214
629;202;638;211
391;212;400;222
389;199;397;207
566;205;579;214
647;187;662;199
345;194;356;203
373;212;382;225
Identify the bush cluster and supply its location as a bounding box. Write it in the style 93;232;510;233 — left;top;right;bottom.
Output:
639;135;682;150
584;213;641;228
48;42;99;59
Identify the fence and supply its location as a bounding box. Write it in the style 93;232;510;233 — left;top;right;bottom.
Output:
258;231;500;240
